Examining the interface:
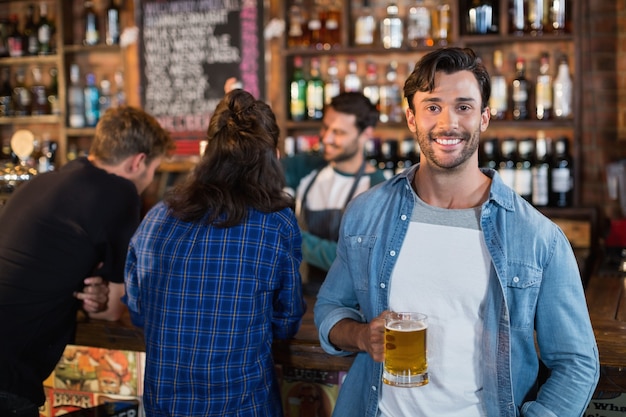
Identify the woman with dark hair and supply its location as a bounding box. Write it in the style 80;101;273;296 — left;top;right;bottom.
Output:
124;89;305;416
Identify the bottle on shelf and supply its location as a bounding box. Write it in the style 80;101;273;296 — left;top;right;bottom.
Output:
84;73;100;127
287;0;308;48
489;49;508;120
498;137;517;189
84;1;99;46
37;2;52;54
549;0;568;33
24;4;39;56
381;2;403;49
7;14;24;57
344;58;362;93
553;55;572;119
511;57;529;121
526;0;546;35
114;70;126;107
12;67;32;116
289;56;306;121
0;67;12;117
362;61;380;108
514;138;534;201
432;1;451;45
46;67;60;116
550;137;573;207
324;57;341;105
306;57;324;120
509;0;525;35
322;0;341;49
535;52;552;120
531;130;550;207
406;0;432;48
396;136;419;174
379;139;398;179
479;137;500;170
465;0;495;35
307;6;323;50
30;66;49;115
105;0;121;46
99;78;112;115
379;61;402;124
364;137;382;168
353;0;376;47
68;64;85;128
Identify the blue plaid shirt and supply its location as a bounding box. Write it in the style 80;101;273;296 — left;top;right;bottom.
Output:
124;201;305;416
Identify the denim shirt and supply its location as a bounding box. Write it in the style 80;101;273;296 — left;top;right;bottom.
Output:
314;165;599;417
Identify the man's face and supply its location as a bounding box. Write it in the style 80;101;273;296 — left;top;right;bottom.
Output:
319;107;364;165
406;70;490;172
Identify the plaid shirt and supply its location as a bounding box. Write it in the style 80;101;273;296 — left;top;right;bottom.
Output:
124;201;305;416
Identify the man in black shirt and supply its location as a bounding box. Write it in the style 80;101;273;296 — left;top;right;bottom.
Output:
0;106;174;416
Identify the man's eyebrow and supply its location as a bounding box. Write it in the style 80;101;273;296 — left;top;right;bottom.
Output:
420;96;478;103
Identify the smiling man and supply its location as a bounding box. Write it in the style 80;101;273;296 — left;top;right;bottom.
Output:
314;47;599;417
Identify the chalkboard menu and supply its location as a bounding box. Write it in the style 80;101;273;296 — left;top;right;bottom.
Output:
139;0;265;155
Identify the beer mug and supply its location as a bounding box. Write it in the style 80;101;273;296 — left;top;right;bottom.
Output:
382;311;428;387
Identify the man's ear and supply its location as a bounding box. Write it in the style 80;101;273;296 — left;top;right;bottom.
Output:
128;153;147;173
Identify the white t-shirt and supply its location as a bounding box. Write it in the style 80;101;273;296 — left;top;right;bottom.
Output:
379;196;491;417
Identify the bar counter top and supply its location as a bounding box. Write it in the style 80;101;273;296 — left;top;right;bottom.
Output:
74;295;355;372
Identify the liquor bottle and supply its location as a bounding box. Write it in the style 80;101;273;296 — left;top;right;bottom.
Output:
526;0;546;35
307;7;323;50
289;56;306;121
511;57;529;120
12;67;31;116
381;2;403;49
396;136;419;174
514;138;534;201
379;139;398;179
406;0;432;48
306;58;324;120
379;61;402;123
287;0;307;47
354;0;376;47
489;50;508;120
322;0;341;49
24;4;39;56
498;138;517;189
362;61;380;107
84;73;100;127
99;78;112;115
479;137;500;170
509;0;525;34
432;1;451;45
30;66;49;115
114;70;126;107
105;0;121;46
324;57;341;105
553;55;572;119
7;14;24;57
37;3;52;55
48;67;60;115
344;59;362;93
550;137;573;207
68;64;85;128
84;1;99;46
365;137;382;168
535;52;552;120
550;0;567;33
466;0;494;34
0;67;12;117
531;131;550;207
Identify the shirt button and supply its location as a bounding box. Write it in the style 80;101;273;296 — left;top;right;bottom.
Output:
357;237;362;243
401;214;407;221
380;283;386;289
371;385;377;391
513;276;520;283
389;250;396;257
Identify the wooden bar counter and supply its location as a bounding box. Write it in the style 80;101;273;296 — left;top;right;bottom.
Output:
74;294;354;372
585;266;626;392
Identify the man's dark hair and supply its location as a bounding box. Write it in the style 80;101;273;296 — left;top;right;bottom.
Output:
404;47;491;112
327;92;379;132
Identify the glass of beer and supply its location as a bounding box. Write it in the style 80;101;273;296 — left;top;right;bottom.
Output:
382;311;428;387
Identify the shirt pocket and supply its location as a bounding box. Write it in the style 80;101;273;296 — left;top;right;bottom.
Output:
344;234;377;292
506;263;542;330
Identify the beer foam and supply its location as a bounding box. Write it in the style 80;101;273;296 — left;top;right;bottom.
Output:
386;320;427;331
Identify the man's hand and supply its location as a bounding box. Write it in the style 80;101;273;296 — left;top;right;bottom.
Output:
328;312;387;362
74;276;109;313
